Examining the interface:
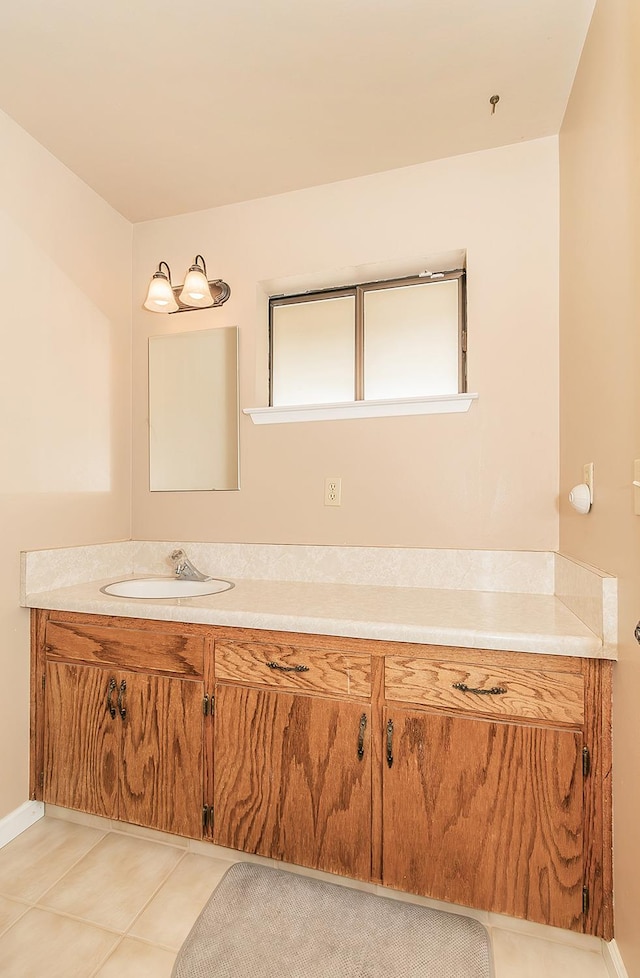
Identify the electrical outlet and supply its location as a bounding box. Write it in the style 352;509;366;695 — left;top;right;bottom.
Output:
583;462;594;504
324;477;342;506
634;460;640;516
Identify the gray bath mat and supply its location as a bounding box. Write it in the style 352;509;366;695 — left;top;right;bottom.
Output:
172;862;493;978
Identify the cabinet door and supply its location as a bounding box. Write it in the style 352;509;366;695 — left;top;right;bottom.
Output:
383;707;584;931
44;661;119;818
119;671;204;839
213;684;371;880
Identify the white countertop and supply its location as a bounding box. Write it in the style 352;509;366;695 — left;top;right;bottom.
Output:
23;575;610;659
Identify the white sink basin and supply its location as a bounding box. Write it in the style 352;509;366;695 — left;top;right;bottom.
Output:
101;578;234;599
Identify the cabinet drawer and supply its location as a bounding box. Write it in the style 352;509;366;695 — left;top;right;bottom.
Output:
385;656;584;725
44;620;204;678
215;640;371;698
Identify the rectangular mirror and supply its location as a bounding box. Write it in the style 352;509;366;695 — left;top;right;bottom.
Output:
149;326;240;491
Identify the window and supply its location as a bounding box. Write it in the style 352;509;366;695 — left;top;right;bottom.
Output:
269;271;466;408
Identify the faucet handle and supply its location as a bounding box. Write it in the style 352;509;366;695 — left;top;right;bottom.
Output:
170;548;185;561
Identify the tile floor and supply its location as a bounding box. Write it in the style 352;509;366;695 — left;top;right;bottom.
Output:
0;811;612;978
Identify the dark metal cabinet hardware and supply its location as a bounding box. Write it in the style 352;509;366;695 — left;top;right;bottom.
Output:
106;677;117;719
386;719;394;768
452;682;507;696
266;661;310;673
357;714;367;759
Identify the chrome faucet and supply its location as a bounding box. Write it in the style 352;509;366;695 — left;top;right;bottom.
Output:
169;549;210;582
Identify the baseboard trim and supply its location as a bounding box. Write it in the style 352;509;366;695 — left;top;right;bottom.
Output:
0;801;45;849
603;939;629;978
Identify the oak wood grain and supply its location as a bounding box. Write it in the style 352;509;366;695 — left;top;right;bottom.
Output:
29;609;48;800
207;624;587;672
203;632;216;839
382;707;584;931
44;661;119;818
215;640;371;697
44;618;204;678
370;655;385;883
385;657;584;725
119;672;204;839
582;658;613;940
31;610;613;937
213;683;372;880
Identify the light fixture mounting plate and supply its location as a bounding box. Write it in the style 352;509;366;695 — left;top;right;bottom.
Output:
170;278;231;313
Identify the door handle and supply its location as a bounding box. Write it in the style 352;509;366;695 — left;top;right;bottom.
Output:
106;677;117;719
265;661;310;673
386;718;394;768
357;713;367;760
117;679;127;720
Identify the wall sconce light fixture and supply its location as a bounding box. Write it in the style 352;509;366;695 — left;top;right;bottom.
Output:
143;255;231;313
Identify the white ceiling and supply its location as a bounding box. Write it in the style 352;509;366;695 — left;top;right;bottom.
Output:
0;0;595;223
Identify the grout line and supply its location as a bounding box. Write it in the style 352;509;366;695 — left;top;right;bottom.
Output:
29;829;110;906
23;903;123;935
0;899;31;939
118;841;190;935
86;933;128;978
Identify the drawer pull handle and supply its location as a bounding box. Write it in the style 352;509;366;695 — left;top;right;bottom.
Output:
117;679;127;720
357;713;367;760
386;719;394;768
106;677;117;719
453;682;507;696
265;661;310;673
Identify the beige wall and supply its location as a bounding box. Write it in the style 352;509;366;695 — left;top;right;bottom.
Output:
559;0;640;969
132;138;560;551
0;110;132;819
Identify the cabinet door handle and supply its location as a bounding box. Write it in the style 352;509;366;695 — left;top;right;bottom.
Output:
452;682;507;696
357;713;367;760
106;677;117;719
265;661;310;673
386;718;394;768
117;679;127;720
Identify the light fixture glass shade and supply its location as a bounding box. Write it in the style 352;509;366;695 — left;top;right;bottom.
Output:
144;267;179;313
179;263;214;308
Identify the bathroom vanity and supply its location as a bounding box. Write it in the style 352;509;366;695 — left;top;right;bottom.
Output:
29;602;613;940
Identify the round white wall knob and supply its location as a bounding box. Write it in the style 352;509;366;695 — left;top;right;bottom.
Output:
569;483;592;514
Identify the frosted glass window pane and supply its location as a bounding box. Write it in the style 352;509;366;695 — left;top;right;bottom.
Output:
363;280;459;399
271;296;355;405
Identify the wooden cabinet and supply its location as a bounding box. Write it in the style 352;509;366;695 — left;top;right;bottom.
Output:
381;649;611;938
213;683;371;879
212;636;372;880
33;611;205;839
382;706;583;929
44;660;203;837
29;612;612;939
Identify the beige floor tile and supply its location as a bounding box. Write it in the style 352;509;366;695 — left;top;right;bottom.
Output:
0;895;29;936
491;928;609;978
129;853;230;950
0;907;119;978
93;937;177;978
0;817;105;902
39;832;183;932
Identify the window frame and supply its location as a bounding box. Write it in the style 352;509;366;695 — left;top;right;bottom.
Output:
268;269;467;407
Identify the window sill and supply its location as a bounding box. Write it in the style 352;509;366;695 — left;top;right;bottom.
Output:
243;393;478;425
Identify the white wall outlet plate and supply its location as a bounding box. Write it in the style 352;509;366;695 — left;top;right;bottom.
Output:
324;477;342;506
